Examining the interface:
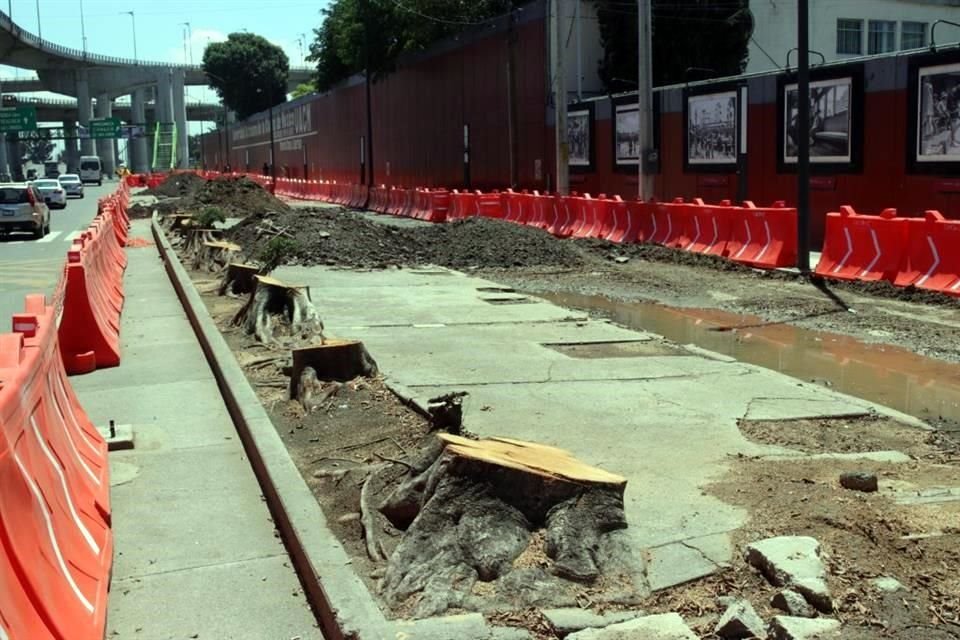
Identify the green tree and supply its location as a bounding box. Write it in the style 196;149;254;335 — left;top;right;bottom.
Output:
202;33;290;120
291;82;317;98
593;1;753;93
307;0;511;91
19;137;55;164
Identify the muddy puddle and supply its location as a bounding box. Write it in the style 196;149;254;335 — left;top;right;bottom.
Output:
542;292;960;426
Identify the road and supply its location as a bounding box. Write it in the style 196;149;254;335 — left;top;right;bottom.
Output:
0;181;114;322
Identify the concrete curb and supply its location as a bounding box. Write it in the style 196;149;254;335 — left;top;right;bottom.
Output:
150;215;529;640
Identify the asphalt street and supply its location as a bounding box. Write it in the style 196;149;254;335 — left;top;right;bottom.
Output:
0;181;115;322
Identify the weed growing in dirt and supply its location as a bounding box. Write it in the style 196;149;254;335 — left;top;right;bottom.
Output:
258;236;300;273
195;206;226;228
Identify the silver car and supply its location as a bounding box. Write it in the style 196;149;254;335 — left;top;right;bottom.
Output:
58;173;85;199
0;183;51;239
32;178;67;209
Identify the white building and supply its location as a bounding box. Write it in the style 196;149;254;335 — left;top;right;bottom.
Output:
747;0;960;74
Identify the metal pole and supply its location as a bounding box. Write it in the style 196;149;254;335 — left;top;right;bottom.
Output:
506;1;519;188
268;104;276;184
552;0;569;195
80;0;87;55
362;0;374;190
575;0;582;100
187;22;193;65
35;0;41;39
124;11;138;62
637;0;654;200
796;0;811;272
224;104;230;168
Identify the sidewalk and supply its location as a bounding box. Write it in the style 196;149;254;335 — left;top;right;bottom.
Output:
71;220;320;639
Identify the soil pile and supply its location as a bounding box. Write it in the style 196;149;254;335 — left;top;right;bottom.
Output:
141;172;206;198
226;208;586;269
190;176;289;217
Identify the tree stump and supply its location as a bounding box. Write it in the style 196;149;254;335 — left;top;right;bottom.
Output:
218;262;261;296
231;274;324;345
289;339;379;400
194;240;242;273
379;434;629;618
182;228;224;263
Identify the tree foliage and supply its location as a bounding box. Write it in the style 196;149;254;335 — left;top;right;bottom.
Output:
291;82;317;98
202;33;290;120
593;0;753;93
307;0;512;92
19;137;54;164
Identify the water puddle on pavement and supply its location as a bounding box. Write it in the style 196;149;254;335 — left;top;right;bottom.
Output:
542;292;960;424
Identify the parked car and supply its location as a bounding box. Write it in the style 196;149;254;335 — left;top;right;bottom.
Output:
32;178;67;209
0;182;50;238
44;161;60;178
58;173;84;198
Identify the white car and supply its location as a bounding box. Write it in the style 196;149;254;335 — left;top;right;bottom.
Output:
0;182;51;238
32;178;67;209
58;173;85;198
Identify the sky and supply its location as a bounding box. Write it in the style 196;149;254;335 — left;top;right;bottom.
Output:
1;0;330;108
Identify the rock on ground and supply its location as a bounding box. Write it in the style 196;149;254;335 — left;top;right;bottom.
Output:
566;613;697;639
839;471;878;492
715;599;767;638
745;536;832;613
870;576;906;593
771;589;816;618
542;609;645;636
769;616;841;640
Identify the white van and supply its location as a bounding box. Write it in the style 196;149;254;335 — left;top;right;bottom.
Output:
79;156;102;186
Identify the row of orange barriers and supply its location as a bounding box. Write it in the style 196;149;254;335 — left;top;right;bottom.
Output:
0;181;129;639
816;206;960;295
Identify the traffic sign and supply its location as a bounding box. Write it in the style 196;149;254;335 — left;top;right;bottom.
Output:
0;106;37;132
90;117;122;139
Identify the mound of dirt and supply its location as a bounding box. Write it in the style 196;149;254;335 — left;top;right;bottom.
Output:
226;209;586;269
190;176;289;217
141;172;206;199
575;238;754;273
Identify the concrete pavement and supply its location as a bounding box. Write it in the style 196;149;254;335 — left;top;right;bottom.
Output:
71;219;320;639
273;263;921;597
0;181;113;320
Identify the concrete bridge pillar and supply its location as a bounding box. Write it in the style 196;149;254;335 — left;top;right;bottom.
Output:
76;73;94;156
62;121;79;173
172;69;188;168
156;69;173;125
130;88;149;174
94;94;115;177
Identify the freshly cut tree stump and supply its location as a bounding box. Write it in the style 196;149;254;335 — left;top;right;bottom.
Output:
194;240;241;272
289;339;379;399
379;434;629;618
166;213;194;231
232;275;323;345
218;262;261;296
182;228;224;261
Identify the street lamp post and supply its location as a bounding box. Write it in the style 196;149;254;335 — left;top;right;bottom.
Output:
79;0;87;55
123;10;138;62
35;0;41;39
179;22;193;65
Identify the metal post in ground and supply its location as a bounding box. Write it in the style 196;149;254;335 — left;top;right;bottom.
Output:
796;0;811;272
637;0;654;200
552;0;568;195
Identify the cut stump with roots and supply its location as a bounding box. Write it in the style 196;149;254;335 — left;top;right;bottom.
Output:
232;274;324;346
289;340;379;407
378;434;637;618
194;240;242;273
218;262;261;296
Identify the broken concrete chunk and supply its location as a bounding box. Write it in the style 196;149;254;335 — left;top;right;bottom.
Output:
745;536;832;613
870;576;906;593
715;599;766;639
542;608;645;636
769;616;841;640
771;589;816;618
839;471;878;493
566;613;697;640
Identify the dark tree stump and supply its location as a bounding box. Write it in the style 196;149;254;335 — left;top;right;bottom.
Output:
194;240;241;273
231;275;323;345
288;339;379;399
218;262;260;296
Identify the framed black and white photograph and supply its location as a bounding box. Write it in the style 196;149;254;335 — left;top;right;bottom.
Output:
917;61;960;165
566;102;595;172
684;88;738;170
784;77;851;164
612;94;661;173
777;65;863;173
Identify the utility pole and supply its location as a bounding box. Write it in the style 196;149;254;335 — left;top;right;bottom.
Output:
362;0;374;193
575;0;582;100
35;0;41;39
506;1;519;188
551;0;568;195
637;0;654;200
80;0;87;55
796;0;811;272
123;11;138;62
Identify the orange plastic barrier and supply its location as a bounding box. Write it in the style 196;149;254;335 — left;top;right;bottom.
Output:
58;203;126;374
449;190;479;220
894;210;960;295
724;201;798;269
647;198;689;247
0;295;113;640
684;199;732;257
476;192;504;219
815;206;909;282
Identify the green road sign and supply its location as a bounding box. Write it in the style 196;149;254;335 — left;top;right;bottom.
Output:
0;106;38;132
90;117;122;139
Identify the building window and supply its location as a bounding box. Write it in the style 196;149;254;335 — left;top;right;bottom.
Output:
902;21;928;50
837;19;863;55
868;20;897;54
